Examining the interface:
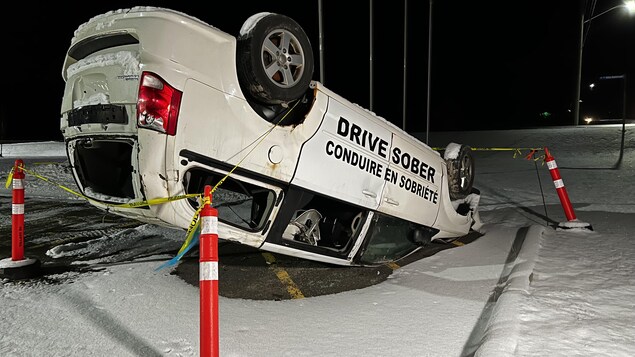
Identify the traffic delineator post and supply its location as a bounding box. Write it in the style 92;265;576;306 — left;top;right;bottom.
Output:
543;148;592;231
12;159;26;261
199;185;219;357
0;159;41;280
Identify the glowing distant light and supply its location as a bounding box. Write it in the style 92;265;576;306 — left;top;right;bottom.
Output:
625;0;635;13
589;83;595;89
584;117;594;124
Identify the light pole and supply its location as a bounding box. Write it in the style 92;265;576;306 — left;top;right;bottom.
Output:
425;0;433;144
573;0;635;126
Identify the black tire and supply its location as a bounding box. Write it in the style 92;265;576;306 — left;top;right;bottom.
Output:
445;144;475;200
236;13;314;105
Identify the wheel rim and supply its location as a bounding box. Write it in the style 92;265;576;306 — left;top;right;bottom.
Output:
260;29;306;88
458;154;473;191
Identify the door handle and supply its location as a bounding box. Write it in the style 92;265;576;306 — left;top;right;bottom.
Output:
384;197;399;206
362;190;377;198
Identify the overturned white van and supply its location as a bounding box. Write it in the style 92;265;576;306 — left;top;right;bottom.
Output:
59;7;481;266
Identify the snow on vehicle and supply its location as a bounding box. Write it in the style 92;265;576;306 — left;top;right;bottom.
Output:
59;7;482;266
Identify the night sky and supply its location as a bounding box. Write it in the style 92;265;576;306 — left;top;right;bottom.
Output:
2;0;633;142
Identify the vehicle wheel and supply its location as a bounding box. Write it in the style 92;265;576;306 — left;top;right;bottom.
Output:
236;13;314;105
444;143;475;200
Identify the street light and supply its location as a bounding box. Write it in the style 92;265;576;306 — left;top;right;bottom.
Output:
573;0;635;126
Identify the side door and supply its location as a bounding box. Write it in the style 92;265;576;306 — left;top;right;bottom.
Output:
291;98;391;210
378;133;443;227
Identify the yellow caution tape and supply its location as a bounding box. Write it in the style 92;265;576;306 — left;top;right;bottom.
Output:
433;146;546;161
5;99;301;268
115;193;201;209
433;146;543;152
15;166;201;209
12;163;206;260
21;167;91;200
5;167;14;189
33;161;67;166
178;207;203;256
7;163;207;264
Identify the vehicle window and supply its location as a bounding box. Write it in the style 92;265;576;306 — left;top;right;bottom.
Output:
358;212;435;265
184;169;276;232
262;186;370;259
281;196;367;252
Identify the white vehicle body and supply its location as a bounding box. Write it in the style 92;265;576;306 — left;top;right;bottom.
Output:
60;7;481;266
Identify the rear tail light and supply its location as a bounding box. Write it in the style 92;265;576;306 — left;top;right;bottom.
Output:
137;72;182;135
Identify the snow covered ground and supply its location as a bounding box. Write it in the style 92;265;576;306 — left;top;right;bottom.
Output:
1;124;634;356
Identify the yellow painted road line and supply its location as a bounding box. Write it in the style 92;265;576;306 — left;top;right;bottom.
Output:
261;253;305;299
273;270;305;299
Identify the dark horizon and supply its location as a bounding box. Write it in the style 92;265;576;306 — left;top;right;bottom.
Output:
1;0;633;142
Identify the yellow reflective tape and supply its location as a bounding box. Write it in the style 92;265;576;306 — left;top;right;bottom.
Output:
386;262;400;270
452;240;465;246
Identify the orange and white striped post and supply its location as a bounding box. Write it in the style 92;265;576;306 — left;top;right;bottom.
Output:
1;159;40;280
199;185;219;357
543;147;592;230
544;147;576;221
12;159;26;261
